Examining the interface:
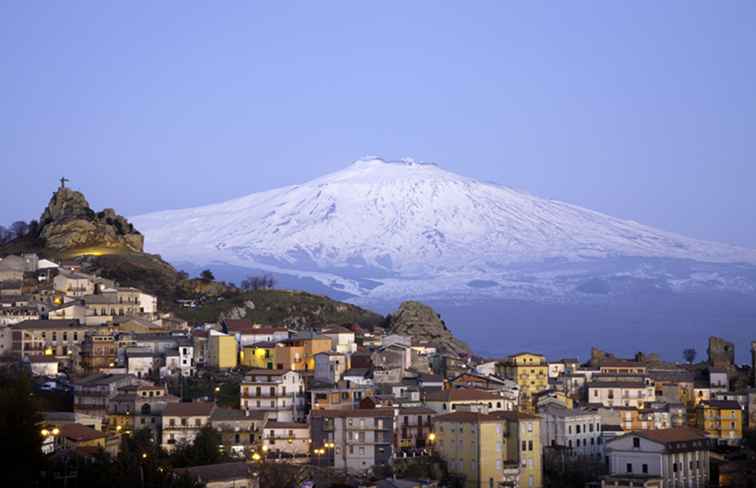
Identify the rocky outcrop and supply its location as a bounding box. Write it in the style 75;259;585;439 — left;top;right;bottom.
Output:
387;301;470;355
38;187;143;252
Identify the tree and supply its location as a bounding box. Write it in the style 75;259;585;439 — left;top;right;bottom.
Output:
683;348;697;364
177;270;189;281
170;425;228;468
0;363;46;487
10;220;29;238
240;274;276;291
0;225;12;243
199;270;215;282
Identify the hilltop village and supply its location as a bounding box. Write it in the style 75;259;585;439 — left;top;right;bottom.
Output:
1;250;756;488
1;184;756;488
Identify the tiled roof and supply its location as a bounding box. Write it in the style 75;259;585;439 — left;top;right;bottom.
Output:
163;402;215;417
633;427;707;445
59;423;106;442
434;411;500;423
310;407;394;418
11;319;86;330
700;400;741;409
423;388;502;402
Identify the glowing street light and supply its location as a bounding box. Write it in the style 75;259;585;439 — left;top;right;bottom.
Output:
141;453;148;459
261;445;269;453
427;432;436;443
252;452;261;462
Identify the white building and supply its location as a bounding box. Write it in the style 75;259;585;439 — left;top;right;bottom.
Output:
314;352;349;384
604;427;711;488
53;270;95;297
588;381;656;409
261;421;310;457
320;326;357;354
540;404;603;460
240;369;305;422
161;402;216;451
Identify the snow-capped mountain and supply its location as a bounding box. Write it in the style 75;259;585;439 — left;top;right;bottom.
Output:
132;158;756;303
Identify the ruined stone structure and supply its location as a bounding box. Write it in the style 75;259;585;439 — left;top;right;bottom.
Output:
707;336;735;369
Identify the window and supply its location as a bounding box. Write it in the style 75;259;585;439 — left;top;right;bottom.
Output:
633;437;640;448
522;441;527;451
528;440;533;451
673;463;678;473
576;425;581;434
642;464;648;474
626;463;633;473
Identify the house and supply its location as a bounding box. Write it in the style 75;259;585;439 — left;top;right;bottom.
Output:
57;423;110;453
223;320;289;347
10;319;98;359
74;373;142;418
539;404;603;461
314;351;349;384
310;407;394;473
240;341;278;369
603;427;711;488
320;325;357;354
79;333;118;371
53;270;95;297
261;421;310;458
695;400;743;445
423;388;512;414
588;381;656;409
126;350;160;379
209;407;266;457
311;381;375;411
496;353;549;399
396;406;436;453
708;368;729;392
108;383;178;434
29;355;59;376
240;369;305;422
174;462;255;488
161;402;216;451
208;332;238;369
342;368;374;386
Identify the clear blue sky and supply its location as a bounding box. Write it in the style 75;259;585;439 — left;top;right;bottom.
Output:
1;1;754;247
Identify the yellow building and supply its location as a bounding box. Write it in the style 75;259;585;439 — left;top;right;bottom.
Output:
696;400;743;445
496;353;549;398
208;333;238;369
434;410;542;488
240;342;278;369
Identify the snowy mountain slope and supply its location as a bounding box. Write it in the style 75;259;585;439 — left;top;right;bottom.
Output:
132;158;756;300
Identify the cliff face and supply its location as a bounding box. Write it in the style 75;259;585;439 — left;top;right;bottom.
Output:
387;300;470;355
38;187;143;253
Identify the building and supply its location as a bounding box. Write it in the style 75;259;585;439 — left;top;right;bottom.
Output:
707;336;734;369
174;462;255;488
311;381;375;410
222;320;289;346
74;373;141;418
261;421;310;458
588;381;656;409
10;319;97;359
434;409;542;488
496;353;549;399
108;383;178;434
29;355;60;376
695;400;743;445
396;406;436;454
423;388;512;414
539;404;603;460
310;408;394;473
240;369;305;422
314;351;349;384
53;270;95;297
320;325;357;354
161;402;216;451
79;333;118;371
209;407;266;457
208;332;238;369
604;428;710;488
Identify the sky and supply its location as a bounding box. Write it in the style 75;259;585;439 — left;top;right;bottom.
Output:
1;1;755;247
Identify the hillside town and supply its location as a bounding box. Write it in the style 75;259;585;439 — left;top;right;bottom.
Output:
1;251;756;488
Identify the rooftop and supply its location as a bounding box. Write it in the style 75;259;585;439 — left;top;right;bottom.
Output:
164;402;215;417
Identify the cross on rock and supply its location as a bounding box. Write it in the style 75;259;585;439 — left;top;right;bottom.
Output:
59;177;69;189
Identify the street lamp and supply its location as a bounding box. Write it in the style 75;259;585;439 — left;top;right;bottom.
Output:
252;452;261;462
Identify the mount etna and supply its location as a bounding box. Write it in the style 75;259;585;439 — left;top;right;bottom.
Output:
132;158;756;361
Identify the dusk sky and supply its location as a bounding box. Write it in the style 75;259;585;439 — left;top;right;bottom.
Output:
1;2;754;247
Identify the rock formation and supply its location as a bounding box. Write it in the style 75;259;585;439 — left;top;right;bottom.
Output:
37;185;143;253
387;300;470;356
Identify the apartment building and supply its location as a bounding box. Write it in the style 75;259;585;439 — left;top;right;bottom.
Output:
695;400;743;445
588;381;656;409
209;407;266;457
108;383;178;434
539;404;603;460
310;408;394;473
396;406;436;453
240;369;305;422
311;381;375;411
207;332;238;369
604;428;710;488
161;402;216;452
423;388;512;414
10;319;98;359
74;373;141;418
496;353;549;398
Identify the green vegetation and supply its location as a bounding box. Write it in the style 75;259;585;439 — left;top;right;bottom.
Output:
175;288;385;329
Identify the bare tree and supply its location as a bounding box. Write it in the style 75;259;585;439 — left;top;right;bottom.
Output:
0;225;12;243
683;348;697;364
10;221;29;238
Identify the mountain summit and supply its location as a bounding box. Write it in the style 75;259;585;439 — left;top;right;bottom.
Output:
132;158;756;302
